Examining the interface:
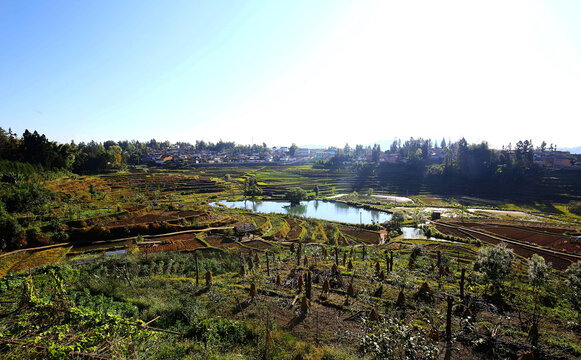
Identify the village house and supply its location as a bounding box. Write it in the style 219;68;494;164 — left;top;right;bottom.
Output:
155;155;173;164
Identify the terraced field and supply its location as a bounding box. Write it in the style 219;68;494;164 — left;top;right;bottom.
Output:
435;221;581;269
338;226;384;245
286;218;306;240
0;247;70;276
105;173;226;195
141;237;207;254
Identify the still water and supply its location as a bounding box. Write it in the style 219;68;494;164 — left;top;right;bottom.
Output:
214;200;392;224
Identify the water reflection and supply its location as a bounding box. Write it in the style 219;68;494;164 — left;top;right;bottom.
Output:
285;203;307;216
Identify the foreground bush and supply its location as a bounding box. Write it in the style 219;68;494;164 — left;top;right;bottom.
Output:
477;243;514;296
359;319;439;359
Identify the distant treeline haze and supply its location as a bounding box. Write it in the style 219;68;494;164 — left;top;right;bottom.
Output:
0;128;576;200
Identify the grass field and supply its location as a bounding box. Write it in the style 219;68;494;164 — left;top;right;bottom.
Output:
1;165;580;359
1;238;580;359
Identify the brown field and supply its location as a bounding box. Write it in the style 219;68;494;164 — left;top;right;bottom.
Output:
447;222;581;254
286;218;305;240
105;173;226;195
140;238;207;254
105;210;208;227
6;248;70;274
204;234;233;247
339;226;383;244
436;221;581;270
240;239;273;251
481;226;580;253
434;223;474;239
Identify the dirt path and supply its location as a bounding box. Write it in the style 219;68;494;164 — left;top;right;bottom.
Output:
0;243;72;259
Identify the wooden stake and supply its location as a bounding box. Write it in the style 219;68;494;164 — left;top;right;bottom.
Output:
195;251;199;286
446;296;453;342
234;295;246;320
306;271;312;299
385;250;389;271
297;242;302;266
460;268;465;299
316;310;320;344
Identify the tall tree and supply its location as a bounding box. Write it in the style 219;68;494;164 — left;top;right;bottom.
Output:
371;144;381;163
344;143;351;155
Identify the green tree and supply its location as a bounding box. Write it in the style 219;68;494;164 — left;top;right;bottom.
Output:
285;188;307;205
343;143;351;155
243;176;262;196
289;143;298;156
527;254;551;333
389;139;398;153
405;148;425;172
539;141;547;152
390;209;405;226
0;209;21;250
313;184;319;198
1;182;52;214
515;139;534;170
477;243;515;296
371;144;381;163
528;254;549;290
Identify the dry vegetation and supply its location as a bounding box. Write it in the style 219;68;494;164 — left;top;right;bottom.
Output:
1;168;580;359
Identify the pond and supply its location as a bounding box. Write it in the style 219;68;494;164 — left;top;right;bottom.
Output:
69;249;128;263
213;199;392;224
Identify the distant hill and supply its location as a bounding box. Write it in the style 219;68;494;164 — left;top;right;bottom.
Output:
559;146;581;154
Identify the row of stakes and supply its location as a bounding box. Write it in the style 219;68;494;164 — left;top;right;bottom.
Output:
233;246;468;331
192;245;473;343
191;245;544;352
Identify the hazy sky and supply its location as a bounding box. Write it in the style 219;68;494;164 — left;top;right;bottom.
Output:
1;0;580;148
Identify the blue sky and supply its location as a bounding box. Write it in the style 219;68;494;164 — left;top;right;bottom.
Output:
1;0;581;148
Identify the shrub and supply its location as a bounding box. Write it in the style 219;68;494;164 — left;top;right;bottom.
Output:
359;319;439;359
568;201;581;216
390;209;405;226
0;211;22;250
1;182;52;214
186;317;257;348
52;231;69;243
528;254;550;289
477;243;514;295
285;187;307;205
566;261;581;323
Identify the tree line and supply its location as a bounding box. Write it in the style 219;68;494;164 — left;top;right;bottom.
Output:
317;137;570;198
0;128;277;174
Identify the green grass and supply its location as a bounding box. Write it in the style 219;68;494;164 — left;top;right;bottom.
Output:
4;164;581;358
1;236;579;359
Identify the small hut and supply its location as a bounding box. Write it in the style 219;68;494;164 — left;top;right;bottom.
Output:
235;223;259;240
